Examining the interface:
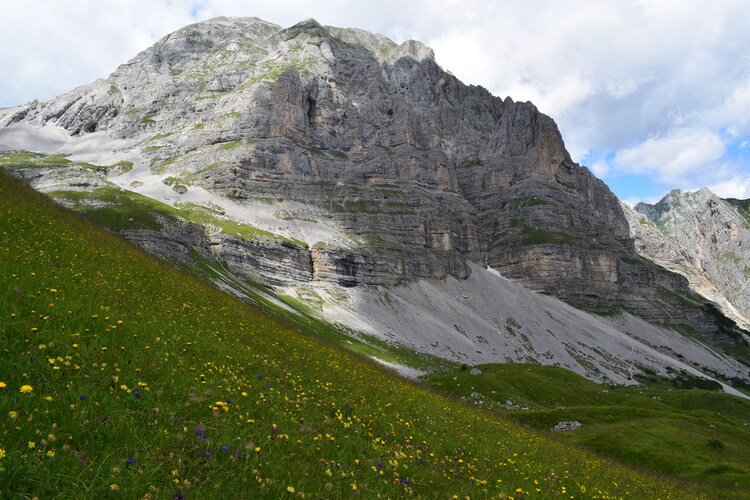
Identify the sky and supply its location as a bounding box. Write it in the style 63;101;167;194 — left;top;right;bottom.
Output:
1;0;750;204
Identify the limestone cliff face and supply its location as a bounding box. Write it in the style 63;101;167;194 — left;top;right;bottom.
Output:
1;17;745;348
627;189;750;329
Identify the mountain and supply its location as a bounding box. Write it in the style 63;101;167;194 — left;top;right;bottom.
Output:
1;17;748;389
625;188;750;329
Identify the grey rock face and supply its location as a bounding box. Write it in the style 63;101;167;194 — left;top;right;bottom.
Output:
551;421;582;432
627;188;750;328
2;16;747;361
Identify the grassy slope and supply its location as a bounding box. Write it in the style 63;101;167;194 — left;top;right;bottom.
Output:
423;364;750;492
0;151;458;374
0;171;725;499
180;249;458;375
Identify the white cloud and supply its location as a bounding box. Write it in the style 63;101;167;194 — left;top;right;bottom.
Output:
621;194;664;208
706;176;750;200
613;128;726;184
590;159;610;178
710;76;750;137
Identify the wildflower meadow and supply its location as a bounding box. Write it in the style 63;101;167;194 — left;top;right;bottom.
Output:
0;170;729;498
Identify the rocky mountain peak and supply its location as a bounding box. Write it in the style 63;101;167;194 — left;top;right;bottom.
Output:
628;188;750;328
2;16;748;370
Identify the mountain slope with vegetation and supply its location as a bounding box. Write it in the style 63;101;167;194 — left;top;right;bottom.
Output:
3;170;732;498
3;150;750;392
424;363;750;490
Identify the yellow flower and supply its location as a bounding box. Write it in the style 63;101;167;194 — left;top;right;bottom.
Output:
28;441;36;449
287;486;295;493
110;484;120;492
20;385;33;393
0;381;6;388
0;448;6;459
8;411;18;419
46;450;55;457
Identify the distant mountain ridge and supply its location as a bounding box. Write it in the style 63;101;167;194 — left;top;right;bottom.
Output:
625;188;750;330
1;16;748;387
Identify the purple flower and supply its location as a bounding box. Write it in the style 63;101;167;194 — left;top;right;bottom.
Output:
220;445;230;451
399;478;410;484
133;390;141;397
126;457;136;465
79;394;86;400
204;450;211;456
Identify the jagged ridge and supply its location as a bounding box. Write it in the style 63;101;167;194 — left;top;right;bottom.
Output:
626;188;750;329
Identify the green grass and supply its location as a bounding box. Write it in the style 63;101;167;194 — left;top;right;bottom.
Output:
216;140;244;151
722;252;742;265
725;198;750;229
148;132;175;142
179;252;453;375
42;182;309;248
509;219;587;248
0;152;131;173
0;151;71;167
0;170;725;498
44;186;179;232
423;363;750;493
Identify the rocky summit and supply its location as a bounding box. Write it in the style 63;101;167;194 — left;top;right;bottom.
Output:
1;17;748;384
626;188;750;329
